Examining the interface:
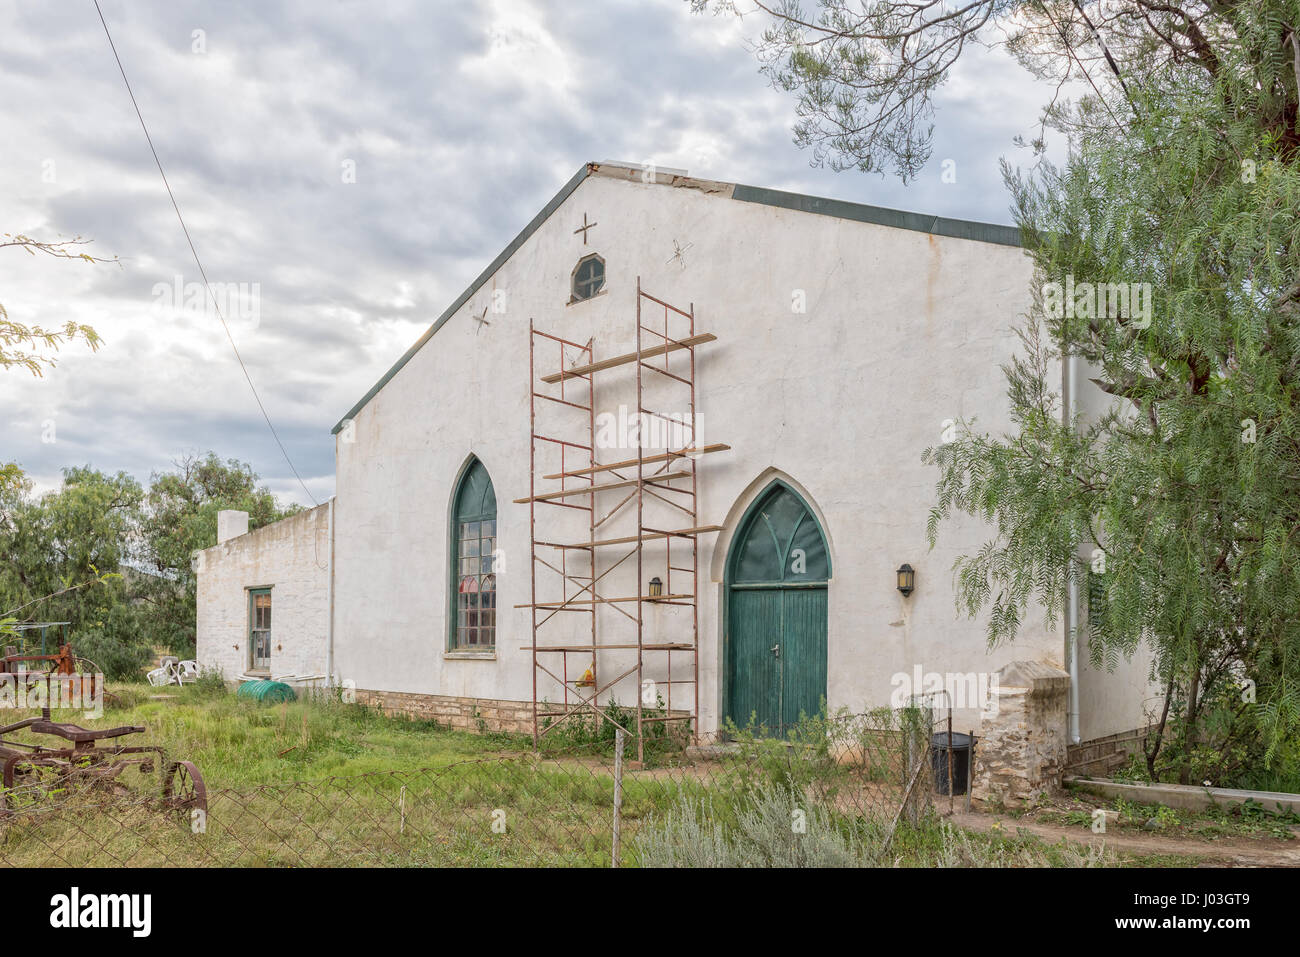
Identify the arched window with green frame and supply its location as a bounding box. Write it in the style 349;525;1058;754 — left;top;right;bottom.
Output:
450;457;497;651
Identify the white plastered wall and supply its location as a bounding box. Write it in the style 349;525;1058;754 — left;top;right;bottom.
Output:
328;170;1103;736
195;503;331;681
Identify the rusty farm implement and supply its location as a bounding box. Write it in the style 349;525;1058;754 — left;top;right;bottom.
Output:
0;644;206;822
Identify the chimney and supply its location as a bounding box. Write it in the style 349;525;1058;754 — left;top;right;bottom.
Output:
217;510;250;544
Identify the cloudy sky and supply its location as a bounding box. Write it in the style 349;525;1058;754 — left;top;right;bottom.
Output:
1;0;1059;506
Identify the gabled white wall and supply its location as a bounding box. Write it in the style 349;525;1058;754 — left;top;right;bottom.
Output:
327;170;1085;735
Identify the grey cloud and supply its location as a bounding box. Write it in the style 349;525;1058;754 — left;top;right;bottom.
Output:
0;0;1056;505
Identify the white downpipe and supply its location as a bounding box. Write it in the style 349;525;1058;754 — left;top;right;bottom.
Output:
1067;353;1081;745
327;495;336;688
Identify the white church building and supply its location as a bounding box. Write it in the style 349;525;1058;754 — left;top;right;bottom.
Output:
196;161;1155;777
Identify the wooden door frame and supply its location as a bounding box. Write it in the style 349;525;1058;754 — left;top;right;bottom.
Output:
720;479;832;731
247;586;273;674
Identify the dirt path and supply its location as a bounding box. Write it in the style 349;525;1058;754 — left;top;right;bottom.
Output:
950;811;1300;866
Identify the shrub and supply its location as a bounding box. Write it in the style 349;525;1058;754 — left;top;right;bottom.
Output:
191;667;228;698
69;626;152;680
632;780;873;867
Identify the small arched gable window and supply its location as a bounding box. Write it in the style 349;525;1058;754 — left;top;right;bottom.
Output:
450;458;497;651
571;253;605;302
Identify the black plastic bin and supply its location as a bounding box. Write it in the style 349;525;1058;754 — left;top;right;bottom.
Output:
930;731;973;795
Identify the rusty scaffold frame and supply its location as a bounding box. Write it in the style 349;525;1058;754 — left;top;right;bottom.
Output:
516;279;729;763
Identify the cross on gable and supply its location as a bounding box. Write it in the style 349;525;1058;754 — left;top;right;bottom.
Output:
574;212;597;244
667;239;693;268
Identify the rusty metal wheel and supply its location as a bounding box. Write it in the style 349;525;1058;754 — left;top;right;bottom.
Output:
3;754;65;791
162;760;207;826
1;755;78;809
1;754;23;792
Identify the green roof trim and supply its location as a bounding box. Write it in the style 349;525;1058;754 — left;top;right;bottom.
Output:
730;183;1023;248
332;164;1022;434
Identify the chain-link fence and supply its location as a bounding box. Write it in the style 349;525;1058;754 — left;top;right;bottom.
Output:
0;709;954;867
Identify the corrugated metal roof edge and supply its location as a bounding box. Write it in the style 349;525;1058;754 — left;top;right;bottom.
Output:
730;183;1024;248
330;164;1024;434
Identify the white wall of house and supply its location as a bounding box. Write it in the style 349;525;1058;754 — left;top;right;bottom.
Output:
195;502;331;681
1072;358;1162;740
328;166;1083;735
192;164;1159;743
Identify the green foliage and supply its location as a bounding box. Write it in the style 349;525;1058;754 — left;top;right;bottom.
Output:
136;452;300;655
0;467;150;674
190;667;229;699
1234;735;1300;794
69;604;154;680
1;233;112;491
703;0;1300;791
1058;792;1300;841
1;233;107;378
631;708;916;867
690;0;1004;182
1153;805;1180;830
538;695;689;760
633;782;1116;868
718;705;928;803
912;4;1300;785
0;454;298;679
0;463;23;495
1112;753;1154;785
0;689;1131;868
633;780;870;867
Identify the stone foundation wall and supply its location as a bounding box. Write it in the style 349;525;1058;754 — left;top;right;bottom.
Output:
1066;726;1152;777
355;689;533;734
973;660;1071;806
353;689;693;739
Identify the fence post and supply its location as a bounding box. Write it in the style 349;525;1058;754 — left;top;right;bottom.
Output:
905;728;918;827
947;713;954;816
612;727;625;868
965;731;975;813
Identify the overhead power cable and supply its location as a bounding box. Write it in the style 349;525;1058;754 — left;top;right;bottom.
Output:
94;0;318;506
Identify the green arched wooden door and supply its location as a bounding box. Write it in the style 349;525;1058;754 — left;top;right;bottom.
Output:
724;481;830;732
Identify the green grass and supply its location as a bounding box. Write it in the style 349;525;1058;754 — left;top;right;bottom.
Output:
0;684;695;866
1047;785;1300;841
0;687;1175;867
87;682;533;786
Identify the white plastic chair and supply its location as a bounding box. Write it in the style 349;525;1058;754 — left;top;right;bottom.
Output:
147;657;183;687
177;660;199;684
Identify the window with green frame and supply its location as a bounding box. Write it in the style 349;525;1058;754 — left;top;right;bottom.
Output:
571;253;605;301
248;588;272;672
450;458;497;650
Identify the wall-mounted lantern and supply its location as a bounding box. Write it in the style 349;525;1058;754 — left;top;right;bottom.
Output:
896;564;915;597
648;576;663;598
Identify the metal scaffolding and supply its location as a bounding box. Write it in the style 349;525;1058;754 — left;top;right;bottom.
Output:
516;279;728;763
